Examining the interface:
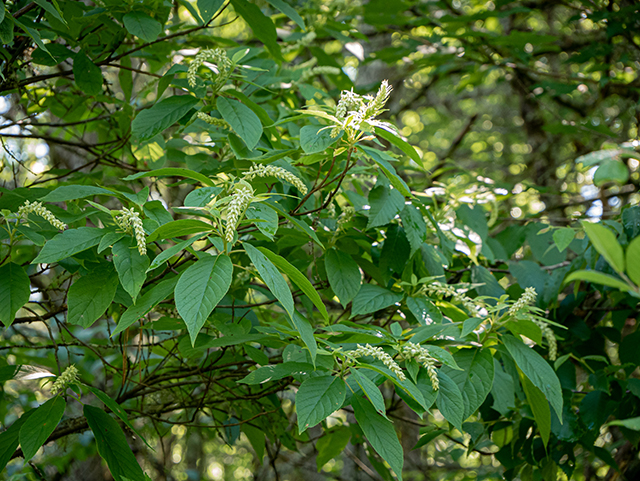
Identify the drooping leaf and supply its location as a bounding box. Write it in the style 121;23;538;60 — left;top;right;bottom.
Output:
0;410;34;472
174;254;232;345
113;277;179;336
245;204;278;240
565;270;636;294
87;386;151;448
0;262;30;327
367;184;405;229
296;375;346;433
300;125;338;153
33;227;104;264
112;237;150;302
553;228;575;253
374;126;421;166
441;348;494;420
197;0;225;23
147;234;206;271
132;96;199;141
316;427;351;471
123;167;215;187
73;51;103;96
257;247;329;322
400;204;427;255
216;96;263;151
67;266;119;328
582;221;625;274
230;0;283;61
521;372;551;446
147;219;213;242
350;368;387;418
626;236;640;286
291;311;318;365
19;396;66;461
352;394;404;481
123;12;162;42
324;248;362;307
265;0;306;30
244;243;294;319
351;284;402;317
361;146;412;197
435;370;464;431
41;185;113;202
406;296;442;325
84;405;146;481
502;335;563;420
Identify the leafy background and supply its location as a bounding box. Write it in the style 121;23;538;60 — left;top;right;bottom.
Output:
1;0;640;480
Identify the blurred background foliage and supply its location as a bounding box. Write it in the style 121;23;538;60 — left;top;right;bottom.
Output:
1;0;640;480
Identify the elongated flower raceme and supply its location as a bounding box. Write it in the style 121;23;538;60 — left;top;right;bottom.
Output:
401;342;439;389
50;365;79;395
115;207;147;256
426;282;479;316
331;80;393;137
187;48;233;91
18;200;67;230
508;286;537;315
224;182;254;243
363;80;392;120
243;164;308;195
196;112;231;129
282;31;316;54
352;344;405;381
300;66;342;82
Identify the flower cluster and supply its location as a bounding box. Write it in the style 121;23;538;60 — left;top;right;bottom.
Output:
50;365;79;395
196;112;231;129
115;207;147;256
243;164;308;195
352;344;405;381
426;282;479;316
337;205;355;229
537;322;558;361
331;80;394;138
508;286;537;316
18;200;67;230
187;48;233;91
224;182;254;243
282;31;316;54
300;66;342;82
401;342;439;390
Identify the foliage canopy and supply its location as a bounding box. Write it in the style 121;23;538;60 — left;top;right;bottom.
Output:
1;0;640;480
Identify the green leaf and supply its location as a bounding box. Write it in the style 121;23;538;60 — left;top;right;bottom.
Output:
40;185;113;202
374;126;421;165
0;410;34;472
350;368;387;418
87;387;151;448
216;97;263;150
552;228;575;253
197;0;225;23
244;243;294;319
441;348;494;420
291;311;318;365
84;405;146;481
148;234;206;271
34;0;66;25
400;204;427;255
123;12;162;42
123;167;215;187
265;0;306;30
352;394;404;481
582;221;625;274
502;335;563;420
316;427;351;471
132;96;199;141
238;362;316;384
351;284;402;317
73;51;103;96
607;417;640;431
367;185;405;229
521;373;551;446
67;266;119;328
625;236;640;286
19;396;66;461
0;262;30;327
265;201;324;247
0;15;13;45
435;371;464;431
33;227;104;264
13;18;51;58
98;232;126;254
257;247;328;321
184;186;223;207
113;277;179;336
147;219;213;242
245;204;278;240
325;248;362;307
296;375;346;433
565;270;635;294
230;0;283;61
594;160;629;186
174;254;232;345
112;237;150;302
461;317;484;337
406;296;442;325
300;125;338;153
361;146;411;197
